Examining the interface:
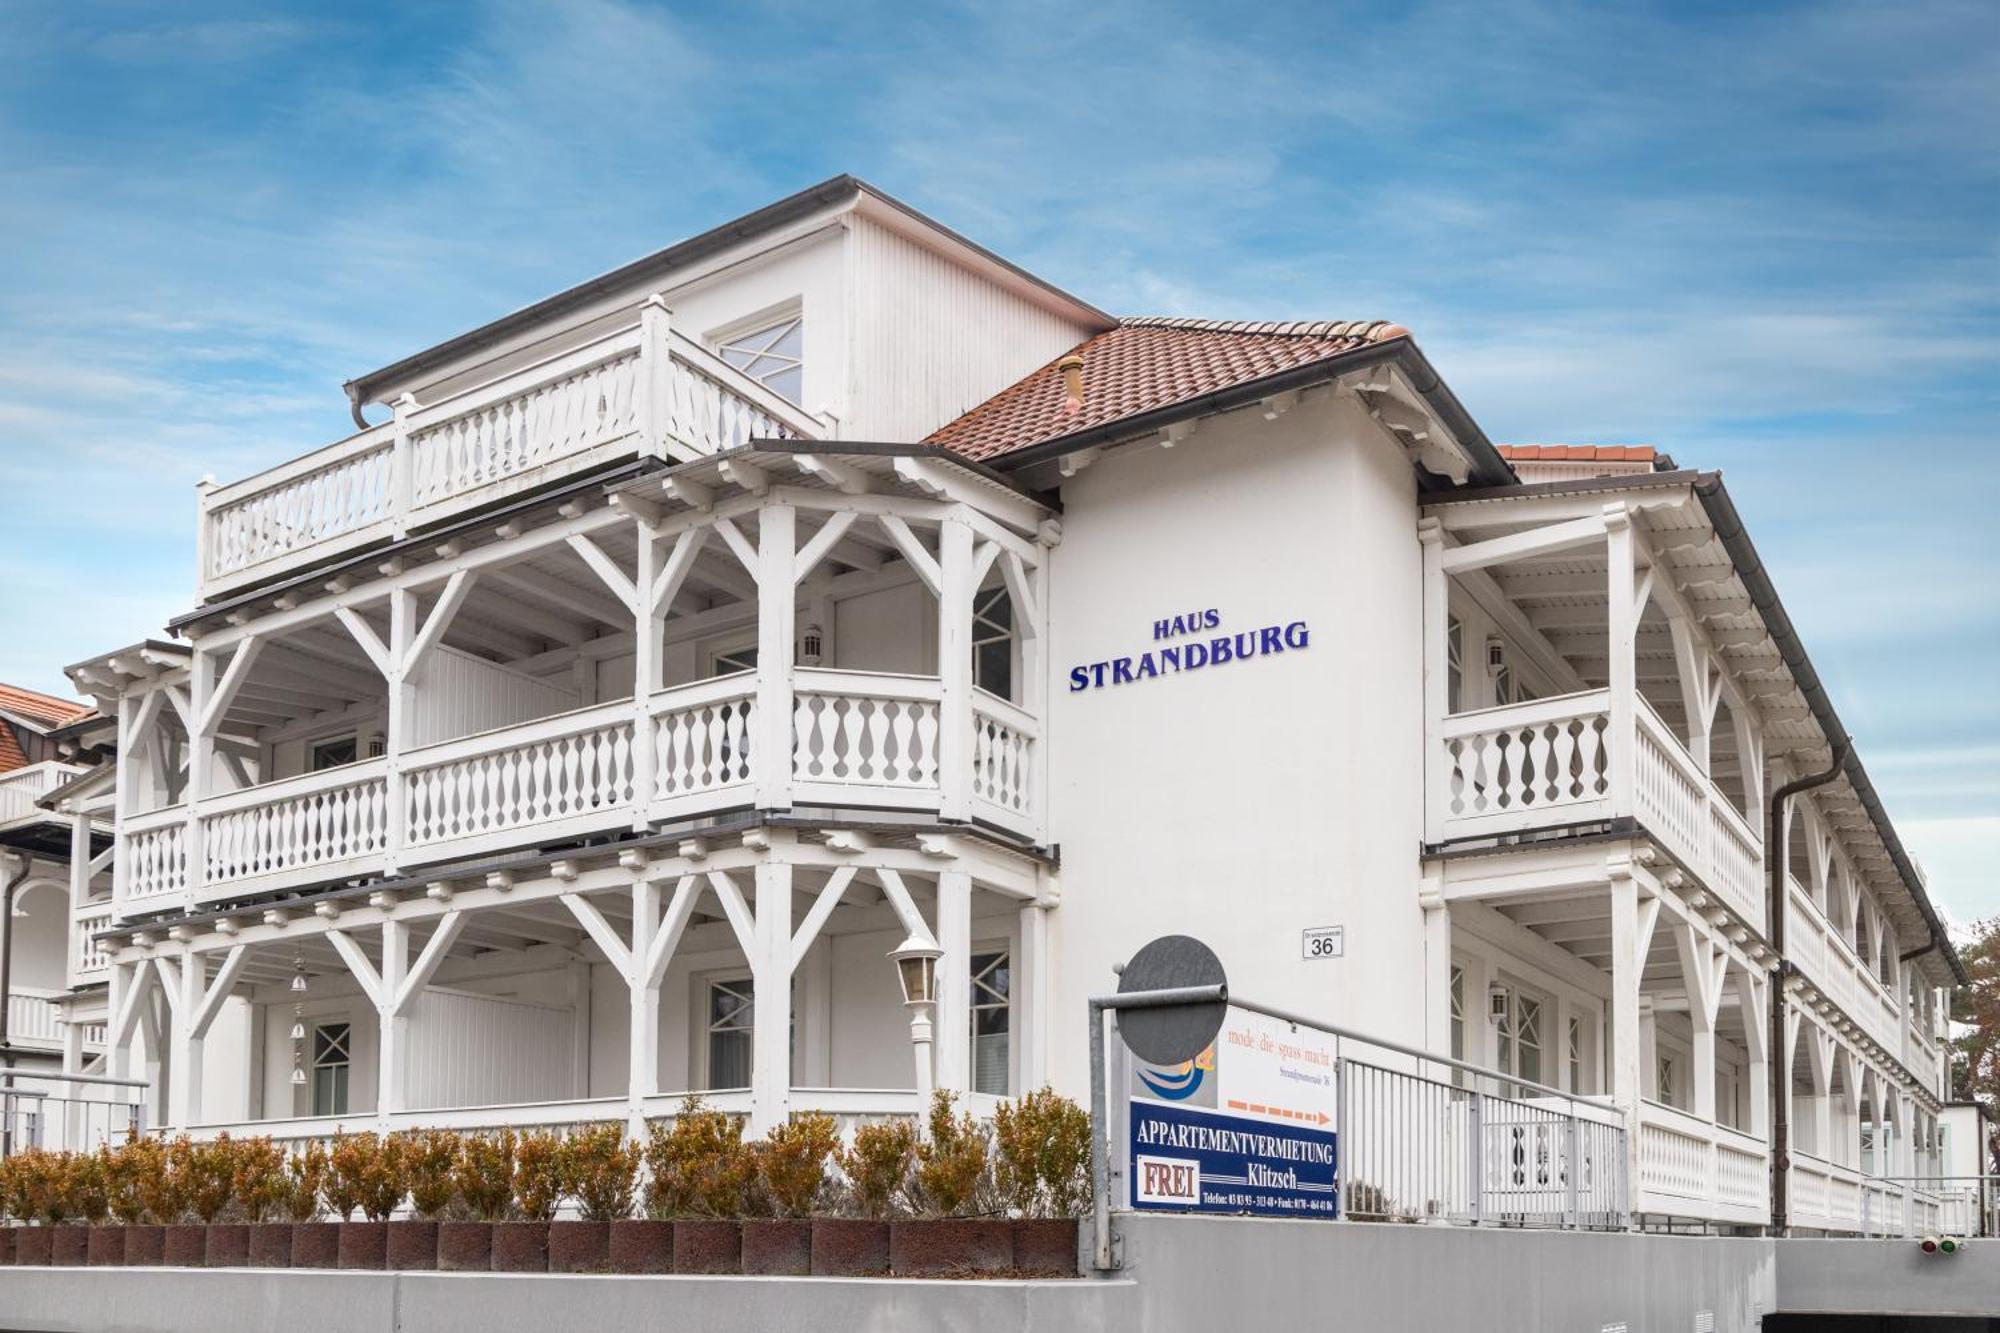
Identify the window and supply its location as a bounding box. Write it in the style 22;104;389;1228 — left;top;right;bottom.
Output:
311;1023;351;1116
973;583;1014;699
971;950;1011;1095
1446;616;1464;713
310;736;358;772
1568;1016;1583;1094
1499;993;1542;1086
710;644;758;677
1449;966;1465;1063
717;314;803;405
705;978;755;1089
1657;1053;1678;1107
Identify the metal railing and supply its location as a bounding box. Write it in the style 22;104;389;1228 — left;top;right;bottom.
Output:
1860;1176;1998;1238
0;1070;149;1158
1087;985;1628;1270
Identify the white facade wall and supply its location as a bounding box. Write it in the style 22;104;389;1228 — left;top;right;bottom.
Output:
407;646;578;748
1041;391;1428;1092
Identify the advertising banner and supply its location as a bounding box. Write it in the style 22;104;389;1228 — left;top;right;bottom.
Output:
1127;1005;1339;1217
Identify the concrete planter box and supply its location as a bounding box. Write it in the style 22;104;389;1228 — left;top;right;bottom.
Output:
86;1225;126;1267
740;1219;812;1275
607;1219;673;1274
437;1221;492;1272
339;1221;389;1270
891;1218;1013;1277
248;1223;294;1267
546;1220;610;1274
49;1224;89;1267
387;1219;439;1271
671;1219;740;1275
15;1227;52;1266
122;1224;164;1266
1010;1218;1080;1275
490;1220;549;1273
810;1218;891;1276
291;1221;342;1269
162;1223;207;1267
205;1223;250;1268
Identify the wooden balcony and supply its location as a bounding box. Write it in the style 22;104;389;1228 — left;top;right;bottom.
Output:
196;309;824;601
0;761;86;831
1431;688;1766;929
1634;1099;1769;1226
114;669;1040;916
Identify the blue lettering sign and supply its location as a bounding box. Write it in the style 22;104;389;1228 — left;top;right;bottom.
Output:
1069;610;1309;692
1129;1101;1338;1217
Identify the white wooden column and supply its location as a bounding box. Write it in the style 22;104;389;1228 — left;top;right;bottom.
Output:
936;516;975;822
749;853;793;1132
631;522;663;829
1609;865;1645;1215
934;868;973;1096
1603;504;1637;812
1420;876;1452;1058
1016;898;1050;1091
638;295;672;461
628;871;662;1134
161;951;201;1131
1418;519;1448;843
378;919;408;1127
105;960;134;1083
385;590;415;873
755;504;797;810
1673;922;1723;1123
184;647;214;909
1736;966;1770;1140
111;696;133;909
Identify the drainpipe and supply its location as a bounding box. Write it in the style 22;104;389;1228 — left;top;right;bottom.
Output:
1768;739;1849;1236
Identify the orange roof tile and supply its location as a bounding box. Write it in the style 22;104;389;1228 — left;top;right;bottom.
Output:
0;683;91;775
926;317;1409;462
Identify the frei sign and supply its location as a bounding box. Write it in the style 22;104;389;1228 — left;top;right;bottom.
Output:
1068;607;1310;693
1128;1005;1339;1217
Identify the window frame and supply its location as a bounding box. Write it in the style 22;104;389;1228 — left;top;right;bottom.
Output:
310;1020;352;1117
970;945;1013;1097
710;305;804;407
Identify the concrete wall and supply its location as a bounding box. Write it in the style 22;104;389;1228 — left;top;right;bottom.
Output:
1118;1213;1778;1332
1775;1238;2000;1319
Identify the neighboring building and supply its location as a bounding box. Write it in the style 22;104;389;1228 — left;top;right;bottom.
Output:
54;176;1962;1235
0;683;112;1136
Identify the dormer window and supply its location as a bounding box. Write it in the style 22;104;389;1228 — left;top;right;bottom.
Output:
717;313;803;405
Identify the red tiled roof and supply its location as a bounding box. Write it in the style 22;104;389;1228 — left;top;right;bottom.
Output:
1497;445;1656;462
0;684;91;775
926;317;1409;462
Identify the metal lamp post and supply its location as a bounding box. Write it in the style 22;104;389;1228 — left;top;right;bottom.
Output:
890;934;943;1116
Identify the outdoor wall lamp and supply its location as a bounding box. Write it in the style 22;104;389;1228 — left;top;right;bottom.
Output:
1488;981;1510;1023
890;934;943;1115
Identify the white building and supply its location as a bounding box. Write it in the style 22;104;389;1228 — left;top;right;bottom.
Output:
55;176;1963;1234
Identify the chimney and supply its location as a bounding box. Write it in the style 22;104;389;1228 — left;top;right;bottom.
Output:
1059;354;1085;414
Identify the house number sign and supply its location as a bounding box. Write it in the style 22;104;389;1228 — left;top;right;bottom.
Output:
1301;926;1344;960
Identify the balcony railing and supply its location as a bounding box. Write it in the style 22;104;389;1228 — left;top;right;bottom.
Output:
197;317;823;600
0;761;85;826
71;903;115;987
1431;689;1765;930
1634;1099;1769;1226
1786;877;1912;1059
116;669;1040;915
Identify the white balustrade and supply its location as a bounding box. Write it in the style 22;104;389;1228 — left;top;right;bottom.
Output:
1437;690;1612;838
72;906;114;983
791;670;942;807
650;676;757;815
403;703;636;860
0;761;84;824
201;427;398;585
123;809;189;905
6;991;61;1045
198;322;820;599
1635;1100;1770;1225
202;762;390;890
1631;698;1765;930
1716;1127;1767;1209
971;690;1038;828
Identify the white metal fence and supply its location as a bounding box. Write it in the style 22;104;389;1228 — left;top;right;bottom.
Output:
0;1072;149;1158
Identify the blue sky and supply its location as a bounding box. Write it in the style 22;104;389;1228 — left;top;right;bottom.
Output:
1;2;1993;916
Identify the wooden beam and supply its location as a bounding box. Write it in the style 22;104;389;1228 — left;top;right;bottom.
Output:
645;875;701;987
487;565;630;629
711;517;760;577
792;454;869;495
1441;514;1609;575
561;892;634;974
705;869;758;959
876;515;941;596
188;946;251;1039
392;911;466;1016
565;536;638;613
789;866;857;971
793;511;857;586
334;608;393;677
652;527;708;615
325;929;384;1007
403;570;479;672
198;637;264;737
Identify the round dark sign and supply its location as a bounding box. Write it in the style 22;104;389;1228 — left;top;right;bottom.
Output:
1116;934;1228;1066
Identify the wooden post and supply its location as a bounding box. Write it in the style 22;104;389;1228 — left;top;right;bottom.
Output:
640;295;672;461
390;394;417;537
1603;504;1637;815
1418;518;1448;843
165;953;204;1131
193;477;217;599
750;851;793;1133
1016;899;1049;1092
755;504;797;811
937;517;975;822
628;872;661;1136
184;648;214;912
934;868;972;1096
112;696;132;912
1609;865;1643;1220
386;589;414;873
378;919;408;1129
1420;876;1453;1058
631;522;662;829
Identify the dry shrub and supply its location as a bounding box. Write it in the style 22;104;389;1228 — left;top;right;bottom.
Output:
182;1135;240;1223
643;1095;752;1219
839;1118;916;1220
755;1113;839;1219
511;1130;565;1222
104;1136;159;1224
74;1149;112;1224
233;1138;288;1223
397;1129;460;1220
8;1149;72;1223
282;1142;330;1222
327;1132;404;1222
561;1124;639;1223
453;1131;515;1221
914;1090;988;1218
993;1087;1092;1218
